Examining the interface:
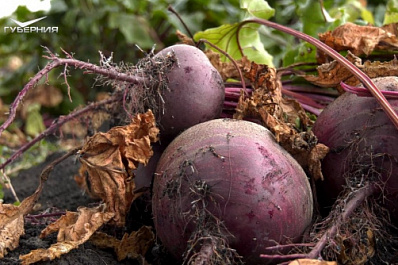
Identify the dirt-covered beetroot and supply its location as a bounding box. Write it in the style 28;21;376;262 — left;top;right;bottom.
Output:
313;76;398;221
152;119;313;264
154;44;225;141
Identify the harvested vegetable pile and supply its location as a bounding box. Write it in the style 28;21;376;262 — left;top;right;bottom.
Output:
1;2;398;265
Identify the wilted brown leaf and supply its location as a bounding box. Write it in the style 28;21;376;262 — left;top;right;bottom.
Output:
304;51;362;88
206;51;252;81
90;226;154;261
19;205;114;265
40;205;114;241
304;52;398;93
77;110;159;225
288;259;337;265
234;62;283;118
0;162;56;258
319;22;398;57
0;149;79;261
307;143;330;181
20;242;76;265
0;204;24;258
176;30;196;46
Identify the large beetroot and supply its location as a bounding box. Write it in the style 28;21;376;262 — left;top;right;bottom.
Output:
313;76;398;221
152;119;313;264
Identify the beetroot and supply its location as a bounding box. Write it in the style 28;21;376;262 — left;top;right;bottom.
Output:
152;119;313;264
153;44;225;141
313;76;398;221
132;143;165;191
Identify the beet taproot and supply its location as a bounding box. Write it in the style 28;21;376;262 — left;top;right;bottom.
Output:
153;44;225;141
313;76;398;221
152;119;313;264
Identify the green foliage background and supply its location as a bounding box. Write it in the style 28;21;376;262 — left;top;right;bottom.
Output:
0;0;393;111
0;0;240;113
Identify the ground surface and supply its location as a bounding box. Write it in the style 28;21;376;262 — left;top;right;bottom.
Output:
2;152;175;265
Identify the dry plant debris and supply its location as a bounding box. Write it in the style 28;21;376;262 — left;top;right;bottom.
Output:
0;204;25;258
90;226;154;261
0;149;79;260
303;51;398;92
288;259;337;265
77;109;159;226
1;110;159;264
318;22;398;58
19;205;114;265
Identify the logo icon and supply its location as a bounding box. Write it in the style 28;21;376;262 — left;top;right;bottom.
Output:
4;16;58;34
10;16;47;27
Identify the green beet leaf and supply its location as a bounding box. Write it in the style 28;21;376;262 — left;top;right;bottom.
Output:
193;0;274;66
194;22;274;66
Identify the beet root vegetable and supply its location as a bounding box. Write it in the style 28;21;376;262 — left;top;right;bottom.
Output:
153;44;225;141
132;142;166;191
313;76;398;221
152;119;313;264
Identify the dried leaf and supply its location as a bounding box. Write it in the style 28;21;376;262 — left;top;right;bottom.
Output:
90;226;154;261
77;110;159;225
303;52;398;93
288;259;337;265
0;165;49;258
206;50;252;81
0;149;78;261
20;242;76;265
307;143;329;181
234;62;283;120
304;51;362;88
176;30;196;46
0;204;24;258
318;22;398;57
19;205;114;265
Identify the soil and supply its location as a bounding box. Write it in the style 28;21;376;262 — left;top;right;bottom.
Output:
2;151;176;265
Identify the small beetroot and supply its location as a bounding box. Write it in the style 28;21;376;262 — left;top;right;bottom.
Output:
153;44;225;141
